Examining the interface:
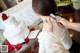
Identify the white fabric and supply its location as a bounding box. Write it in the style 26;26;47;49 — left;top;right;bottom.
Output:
0;0;41;29
38;31;70;53
11;0;40;26
3;17;30;45
51;16;72;49
38;15;72;50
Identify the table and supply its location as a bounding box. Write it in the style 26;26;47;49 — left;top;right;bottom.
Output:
11;38;38;53
0;29;6;45
0;29;40;53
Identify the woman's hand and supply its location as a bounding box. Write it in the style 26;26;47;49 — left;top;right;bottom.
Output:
43;17;53;32
57;18;71;28
28;25;41;31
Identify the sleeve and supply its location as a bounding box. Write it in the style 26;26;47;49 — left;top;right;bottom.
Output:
39;31;70;53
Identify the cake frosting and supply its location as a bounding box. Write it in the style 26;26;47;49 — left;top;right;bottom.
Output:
2;16;30;45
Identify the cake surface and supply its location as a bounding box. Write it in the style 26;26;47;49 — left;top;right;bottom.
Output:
3;16;30;45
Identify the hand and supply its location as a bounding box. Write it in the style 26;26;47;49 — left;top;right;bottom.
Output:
43;17;53;32
57;18;71;28
28;25;40;31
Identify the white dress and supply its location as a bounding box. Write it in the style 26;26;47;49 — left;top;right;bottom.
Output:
37;16;72;53
38;31;70;53
51;16;72;49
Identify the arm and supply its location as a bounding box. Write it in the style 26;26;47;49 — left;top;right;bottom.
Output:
68;23;80;32
57;18;80;32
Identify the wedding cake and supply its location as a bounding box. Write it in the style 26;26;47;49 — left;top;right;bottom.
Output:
2;13;30;45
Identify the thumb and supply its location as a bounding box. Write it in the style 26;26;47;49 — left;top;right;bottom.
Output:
47;17;52;23
57;17;64;23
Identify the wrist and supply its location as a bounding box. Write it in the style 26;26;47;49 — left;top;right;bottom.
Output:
67;22;72;29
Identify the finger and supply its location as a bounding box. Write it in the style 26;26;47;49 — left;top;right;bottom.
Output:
58;22;64;27
56;16;62;21
57;18;64;23
43;18;48;23
47;17;51;23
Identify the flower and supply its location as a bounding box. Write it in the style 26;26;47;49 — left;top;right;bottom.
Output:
2;13;8;21
25;37;29;43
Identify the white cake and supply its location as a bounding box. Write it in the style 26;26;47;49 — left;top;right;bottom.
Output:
3;16;30;45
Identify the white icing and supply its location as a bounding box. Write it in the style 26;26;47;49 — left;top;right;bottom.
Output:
3;16;30;45
3;16;18;29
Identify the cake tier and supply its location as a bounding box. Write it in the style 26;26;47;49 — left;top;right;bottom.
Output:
3;17;30;45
